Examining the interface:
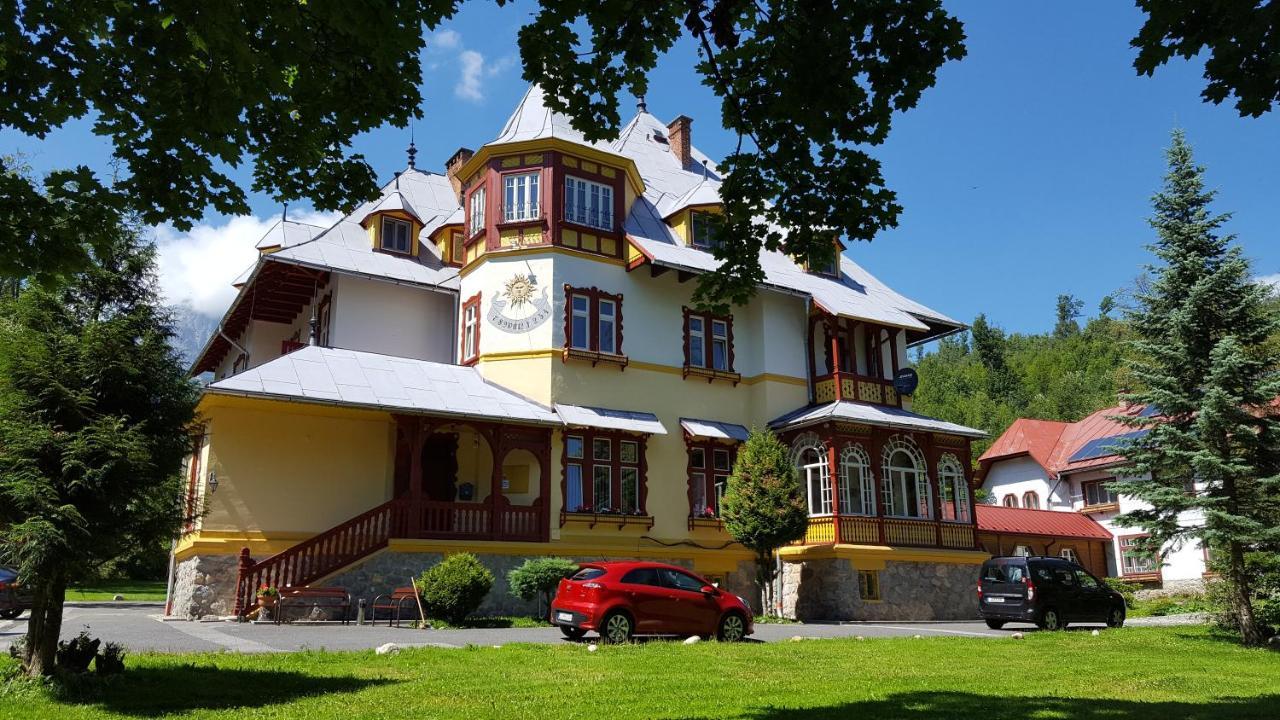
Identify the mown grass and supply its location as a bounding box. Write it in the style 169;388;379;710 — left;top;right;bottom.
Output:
65;580;167;602
1;626;1276;719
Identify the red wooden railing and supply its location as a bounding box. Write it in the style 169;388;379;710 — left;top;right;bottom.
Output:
234;498;408;615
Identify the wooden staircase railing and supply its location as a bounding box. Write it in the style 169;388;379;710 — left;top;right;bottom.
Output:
234;497;408;616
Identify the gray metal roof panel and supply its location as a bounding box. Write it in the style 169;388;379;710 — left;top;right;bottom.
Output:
553;403;668;435
768;401;986;438
679;418;750;442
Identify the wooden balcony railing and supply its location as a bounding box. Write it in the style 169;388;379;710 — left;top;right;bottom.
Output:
790;515;976;551
813;371;900;407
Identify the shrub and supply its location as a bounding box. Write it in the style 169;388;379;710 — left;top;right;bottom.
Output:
94;642;126;676
55;631;100;674
418;553;494;625
508;557;578;615
1103;578;1140;608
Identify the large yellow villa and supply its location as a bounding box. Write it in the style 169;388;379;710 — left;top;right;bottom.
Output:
170;87;987;621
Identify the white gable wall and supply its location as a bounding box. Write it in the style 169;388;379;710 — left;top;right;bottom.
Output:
329;274;455;364
981;456;1066;510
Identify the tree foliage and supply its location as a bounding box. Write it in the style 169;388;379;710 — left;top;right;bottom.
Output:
720;428;808;615
0;223;199;676
417;553;495;625
1111;130;1280;646
1133;1;1280;117
0;1;964;306
507;557;578;615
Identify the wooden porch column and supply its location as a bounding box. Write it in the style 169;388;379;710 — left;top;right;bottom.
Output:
540;427;553;542
871;430;887;545
826;317;843;401
806;314;818;403
489;427;504;540
921;432;943;547
825;426;842;544
407;417;425;537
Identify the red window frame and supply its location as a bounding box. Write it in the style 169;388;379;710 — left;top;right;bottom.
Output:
460;292;481;365
562;285;624;356
561;428;648;514
686;439;738;518
682;307;735;373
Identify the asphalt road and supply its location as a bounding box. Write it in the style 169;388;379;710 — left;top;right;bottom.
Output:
0;604;1165;654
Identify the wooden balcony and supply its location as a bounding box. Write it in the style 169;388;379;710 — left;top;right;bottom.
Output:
793;515;976;550
813;371;900;407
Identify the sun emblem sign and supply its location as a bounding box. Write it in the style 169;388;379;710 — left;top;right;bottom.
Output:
487;273;552;334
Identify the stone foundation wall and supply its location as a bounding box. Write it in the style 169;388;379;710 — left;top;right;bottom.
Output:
780;558;979;621
1136;578;1206;599
170;554;240;619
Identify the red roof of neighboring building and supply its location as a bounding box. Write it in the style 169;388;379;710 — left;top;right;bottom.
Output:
978;403;1151;479
977;418;1069;471
975;504;1113;540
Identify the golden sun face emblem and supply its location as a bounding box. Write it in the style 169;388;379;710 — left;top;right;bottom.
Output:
503;274;537;309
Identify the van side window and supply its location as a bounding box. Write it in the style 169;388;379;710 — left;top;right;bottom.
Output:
1076;571;1101;590
1031;564;1054;583
1053;567;1077;586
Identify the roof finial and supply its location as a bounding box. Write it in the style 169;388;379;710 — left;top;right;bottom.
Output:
406;126;418;170
637;95;647;113
394;171;401;190
282;202;288;223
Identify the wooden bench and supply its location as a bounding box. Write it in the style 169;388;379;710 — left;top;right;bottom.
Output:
370;587;422;627
275;587;352;624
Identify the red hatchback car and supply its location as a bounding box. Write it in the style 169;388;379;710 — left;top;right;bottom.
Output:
550;561;754;643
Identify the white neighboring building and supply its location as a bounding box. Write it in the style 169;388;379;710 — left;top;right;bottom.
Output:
977;405;1208;589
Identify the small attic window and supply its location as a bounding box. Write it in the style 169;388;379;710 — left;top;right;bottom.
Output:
650;130;668;145
381;216;412;254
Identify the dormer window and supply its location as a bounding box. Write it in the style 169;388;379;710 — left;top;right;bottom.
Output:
807;251;838;277
504;171;540;222
381;216;412;254
565;176;614;231
690;211;721;251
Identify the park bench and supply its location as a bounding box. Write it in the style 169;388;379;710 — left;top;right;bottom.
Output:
275;586;352;625
370;586;423;627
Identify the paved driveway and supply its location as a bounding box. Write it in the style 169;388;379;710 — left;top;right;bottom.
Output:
0;604;1186;654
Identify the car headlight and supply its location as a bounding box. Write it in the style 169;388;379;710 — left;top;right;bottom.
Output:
736;595;750;609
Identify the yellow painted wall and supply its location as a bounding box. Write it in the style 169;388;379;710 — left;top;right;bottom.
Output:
198;401;394;535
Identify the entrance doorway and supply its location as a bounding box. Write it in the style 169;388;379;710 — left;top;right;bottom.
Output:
421;433;459;501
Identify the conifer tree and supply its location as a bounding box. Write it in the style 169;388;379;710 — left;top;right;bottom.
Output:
0;223;199;676
720;428;808;616
1114;130;1280;646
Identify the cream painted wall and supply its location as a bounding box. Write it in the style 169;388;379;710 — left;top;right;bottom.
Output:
330;274;454;363
200;403;394;534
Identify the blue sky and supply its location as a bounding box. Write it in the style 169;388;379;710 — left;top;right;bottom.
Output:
4;1;1278;334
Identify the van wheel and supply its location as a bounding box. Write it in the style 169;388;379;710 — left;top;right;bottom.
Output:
601;611;633;644
560;625;586;640
1107;605;1126;628
985;619;1005;630
1038;608;1064;631
717;612;747;642
0;609;21;620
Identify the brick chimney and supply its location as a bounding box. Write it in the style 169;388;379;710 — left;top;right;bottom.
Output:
667;115;692;169
445;147;475;202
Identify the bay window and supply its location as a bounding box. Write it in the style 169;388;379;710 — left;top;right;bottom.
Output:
504;172;540;222
565;176;614;230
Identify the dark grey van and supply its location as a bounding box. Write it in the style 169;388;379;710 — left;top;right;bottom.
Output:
978;556;1126;630
0;567;33;620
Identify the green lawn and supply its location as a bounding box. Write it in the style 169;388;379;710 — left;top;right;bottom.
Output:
1;627;1277;719
65;580;167;602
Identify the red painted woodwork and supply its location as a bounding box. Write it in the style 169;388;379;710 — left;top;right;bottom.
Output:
460;292;481;365
681;306;736;381
683;437;739;518
562;285;625;360
281;339;307;355
559;426;647;515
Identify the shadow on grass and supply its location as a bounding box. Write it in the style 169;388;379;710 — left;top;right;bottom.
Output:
48;665;392;717
701;691;1280;720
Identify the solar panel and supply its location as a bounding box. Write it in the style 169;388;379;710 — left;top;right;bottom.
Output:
1067;430;1149;463
1137;405;1161;418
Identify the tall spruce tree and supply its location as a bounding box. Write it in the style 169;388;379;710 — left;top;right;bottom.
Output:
720;428;808;616
0;224;198;676
1114;130;1280;646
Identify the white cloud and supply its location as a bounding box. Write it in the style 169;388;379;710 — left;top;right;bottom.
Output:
154;209;339;318
429;29;461;51
1258;273;1280;290
456;50;486;102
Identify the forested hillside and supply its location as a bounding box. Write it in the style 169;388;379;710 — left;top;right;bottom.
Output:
911;295;1132;460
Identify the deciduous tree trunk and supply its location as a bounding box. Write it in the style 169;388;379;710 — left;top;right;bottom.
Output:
1227;541;1262;647
22;570;65;677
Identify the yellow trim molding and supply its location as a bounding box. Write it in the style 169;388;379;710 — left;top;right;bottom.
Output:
458;244;628;278
457;138;645;194
778;543;990;570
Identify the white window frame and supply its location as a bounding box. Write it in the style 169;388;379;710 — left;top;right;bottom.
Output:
938;453;970;522
597;298;617;354
503;171;540;222
381;216;412;253
564;175;614;230
710;319;729;371
839;444;875;516
1022;491;1040;510
570;294;591;350
462;303;479;360
688;316;705;368
1060;547;1079;564
468;185;486;235
881;437;931;519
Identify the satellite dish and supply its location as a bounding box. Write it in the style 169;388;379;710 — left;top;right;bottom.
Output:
893;368;919;397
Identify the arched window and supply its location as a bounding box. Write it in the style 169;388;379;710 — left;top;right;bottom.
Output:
1002;494;1018;508
1022;491;1041;510
881;436;930;519
840;444;875;516
938;453;970;522
791;433;830;516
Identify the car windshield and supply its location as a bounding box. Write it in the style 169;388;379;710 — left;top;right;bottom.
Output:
571;567;605;581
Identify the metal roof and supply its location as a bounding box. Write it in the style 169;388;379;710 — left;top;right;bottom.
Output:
554;404;668;435
768;401;986;438
975;505;1113;541
205;346;558;425
488;85;617;151
255;219;325;250
679;418;750;442
358;190;423;226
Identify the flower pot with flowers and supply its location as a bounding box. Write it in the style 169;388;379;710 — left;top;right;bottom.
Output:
256;585;280;609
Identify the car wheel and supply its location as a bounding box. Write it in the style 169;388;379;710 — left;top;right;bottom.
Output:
984;619;1005;630
0;609;20;620
1106;605;1126;628
717;612;747;642
1038;608;1064;631
560;625;586;640
601;611;633;644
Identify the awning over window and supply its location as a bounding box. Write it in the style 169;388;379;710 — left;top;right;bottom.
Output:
554;404;667;435
679;418;749;442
